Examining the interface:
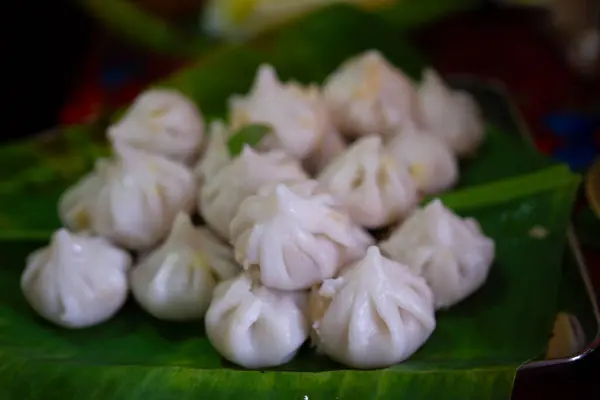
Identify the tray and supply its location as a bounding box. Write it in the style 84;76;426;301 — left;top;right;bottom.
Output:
460;79;600;396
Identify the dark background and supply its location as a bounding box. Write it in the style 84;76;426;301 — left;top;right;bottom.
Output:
7;2;94;141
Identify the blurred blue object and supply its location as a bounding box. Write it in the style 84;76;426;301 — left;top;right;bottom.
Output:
545;111;600;172
553;144;598;172
101;61;139;89
545;112;595;141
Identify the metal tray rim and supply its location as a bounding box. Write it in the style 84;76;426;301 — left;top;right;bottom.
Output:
452;75;600;370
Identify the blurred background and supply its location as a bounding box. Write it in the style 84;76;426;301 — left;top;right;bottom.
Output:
10;0;600;150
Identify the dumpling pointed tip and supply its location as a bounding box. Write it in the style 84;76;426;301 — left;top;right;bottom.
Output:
53;228;72;242
423;69;446;88
172;211;193;228
52;229;75;257
427;198;444;209
254;64;280;90
359;246;386;272
273;184;299;209
362;49;384;63
423;68;438;78
358;135;383;150
209;120;227;135
424;198;449;217
365;245;382;259
258;63;277;76
139;88;181;105
240;144;258;158
106;124;119;139
168;212;196;243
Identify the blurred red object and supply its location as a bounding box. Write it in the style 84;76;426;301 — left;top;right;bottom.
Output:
535;136;564;155
59;39;187;125
59;42;105;125
59;82;105;125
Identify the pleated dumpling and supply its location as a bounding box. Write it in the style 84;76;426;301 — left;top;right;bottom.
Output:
199;145;308;240
380;199;495;309
91;144;196;250
230;181;374;291
205;271;309;369
323;50;422;138
130;213;239;321
388;125;458;195
418;69;484;157
309;246;436;369
193;120;231;185
229;64;328;159
58;159;110;232
21;229;131;328
108;89;204;165
318;135;418;229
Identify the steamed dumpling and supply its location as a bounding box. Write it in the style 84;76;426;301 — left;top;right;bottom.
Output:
130;213;239;321
58;159;110;232
309;246;436;369
205;271;309;369
380;199;495;309
199;145;308;240
108;89;204;165
418;69;484;157
318;135;419;229
229;64;328;159
21;229;131;328
323;50;422;138
230;181;374;291
91;144;196;250
193;120;231;185
388;125;458;195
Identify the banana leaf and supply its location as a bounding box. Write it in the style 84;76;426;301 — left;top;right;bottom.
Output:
0;5;585;398
0;165;580;399
80;0;216;57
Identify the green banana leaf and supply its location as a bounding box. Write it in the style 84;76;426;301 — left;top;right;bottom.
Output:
80;0;216;57
0;166;580;399
0;5;586;399
377;0;480;27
